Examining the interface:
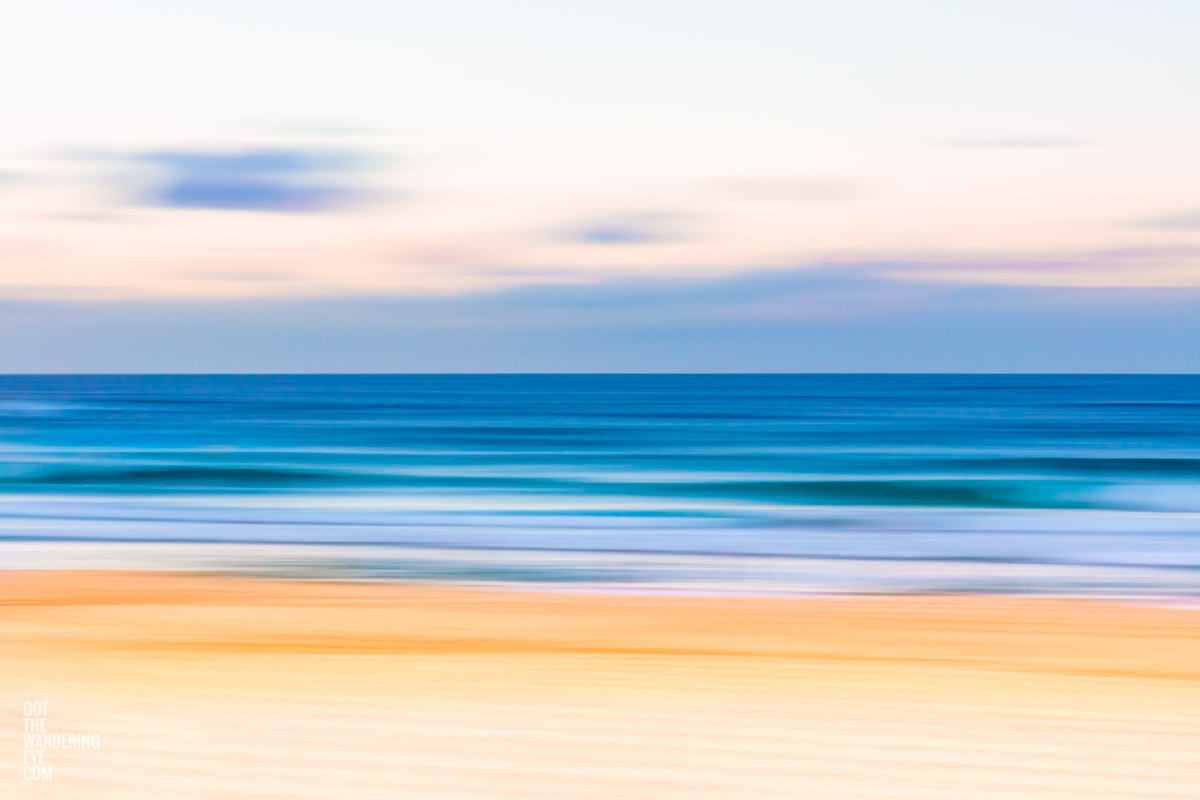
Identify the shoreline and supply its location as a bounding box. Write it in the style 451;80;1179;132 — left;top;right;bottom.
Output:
4;539;1197;597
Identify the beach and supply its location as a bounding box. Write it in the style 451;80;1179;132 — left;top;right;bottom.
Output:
7;0;1200;789
3;570;1197;798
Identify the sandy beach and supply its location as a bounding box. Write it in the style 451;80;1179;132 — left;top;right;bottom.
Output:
3;571;1198;798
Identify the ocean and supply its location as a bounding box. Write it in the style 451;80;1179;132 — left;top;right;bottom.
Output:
2;374;1198;596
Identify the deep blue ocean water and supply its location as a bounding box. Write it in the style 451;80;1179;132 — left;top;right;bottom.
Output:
2;374;1198;594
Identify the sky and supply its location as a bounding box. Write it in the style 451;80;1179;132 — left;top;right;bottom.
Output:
2;0;1200;372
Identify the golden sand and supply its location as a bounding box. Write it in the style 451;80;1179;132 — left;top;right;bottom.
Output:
3;571;1198;798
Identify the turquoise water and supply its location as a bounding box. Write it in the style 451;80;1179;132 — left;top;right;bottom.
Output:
2;374;1198;594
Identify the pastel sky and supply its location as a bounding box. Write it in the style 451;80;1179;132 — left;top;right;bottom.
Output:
3;0;1200;371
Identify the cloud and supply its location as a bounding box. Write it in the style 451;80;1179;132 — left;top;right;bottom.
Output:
939;137;1090;149
1131;212;1200;232
558;213;693;245
882;246;1200;288
124;147;369;212
183;270;304;282
714;177;871;201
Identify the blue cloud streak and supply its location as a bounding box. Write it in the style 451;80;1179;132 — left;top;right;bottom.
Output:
129;148;365;212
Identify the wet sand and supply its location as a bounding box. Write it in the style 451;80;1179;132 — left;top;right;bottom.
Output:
3;571;1198;798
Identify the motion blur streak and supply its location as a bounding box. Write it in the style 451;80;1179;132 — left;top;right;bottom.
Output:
2;374;1200;596
2;374;1199;798
0;572;1197;799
